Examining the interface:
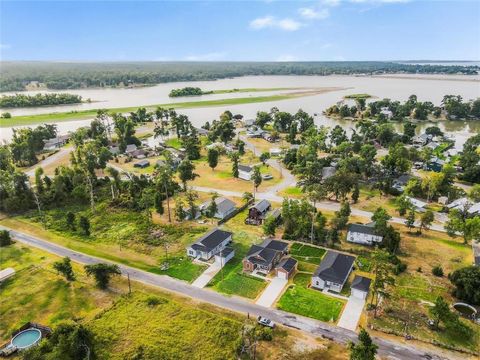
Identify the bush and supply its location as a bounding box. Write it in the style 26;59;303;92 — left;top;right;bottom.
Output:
256;327;273;341
0;230;12;247
145;296;167;306
432;265;444;277
393;262;407;275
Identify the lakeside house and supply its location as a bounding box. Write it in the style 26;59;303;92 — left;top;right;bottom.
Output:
200;197;236;220
43;135;70;151
380;107;393;119
311;250;355;293
413;133;432;146
238;164;254;181
243;239;291;277
347;222;383;246
186;228;233;261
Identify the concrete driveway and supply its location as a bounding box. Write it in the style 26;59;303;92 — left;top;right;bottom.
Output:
255;277;288;307
337;296;366;331
191;261;222;288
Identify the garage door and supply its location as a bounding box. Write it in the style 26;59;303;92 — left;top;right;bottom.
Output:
277;271;288;280
352;289;366;299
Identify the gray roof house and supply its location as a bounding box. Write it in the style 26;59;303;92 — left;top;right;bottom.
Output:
133;159;150;168
200;197;236;220
186;228;233;261
238;164;254;181
246;199;271;225
243;239;289;275
321;166;337;180
43;135;70;151
351;275;372;299
312;251;355;293
347;223;383;246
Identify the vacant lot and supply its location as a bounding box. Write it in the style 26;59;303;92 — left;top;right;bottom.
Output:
277;273;345;322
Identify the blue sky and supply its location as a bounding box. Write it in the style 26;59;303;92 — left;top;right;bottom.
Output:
1;0;479;61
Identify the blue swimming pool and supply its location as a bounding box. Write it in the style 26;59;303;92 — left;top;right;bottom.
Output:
11;328;42;349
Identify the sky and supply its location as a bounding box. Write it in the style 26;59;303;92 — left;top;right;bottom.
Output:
1;0;479;62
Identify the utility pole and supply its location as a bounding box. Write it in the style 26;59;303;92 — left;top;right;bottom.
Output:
127;273;131;295
164;181;172;223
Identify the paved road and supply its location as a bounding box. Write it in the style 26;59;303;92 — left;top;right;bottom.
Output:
24;147;74;177
2;226;464;360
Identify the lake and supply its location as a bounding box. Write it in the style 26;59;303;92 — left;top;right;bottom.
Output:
1;74;479;149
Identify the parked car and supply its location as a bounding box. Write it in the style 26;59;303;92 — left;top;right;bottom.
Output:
262;174;273;180
257;316;275;328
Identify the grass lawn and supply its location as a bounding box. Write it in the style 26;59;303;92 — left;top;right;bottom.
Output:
278;186;303;199
0;243;118;341
290;242;326;265
90;292;243;360
354;186;398;218
165;137;182;149
277;274;345;323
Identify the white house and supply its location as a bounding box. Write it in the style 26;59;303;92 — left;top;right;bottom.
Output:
43;135;70;151
238;164;253;181
214;247;235;265
406;196;427;212
351;275;371;300
347;223;383;246
468;203;480;216
186;228;233;261
200;197;236;220
269;148;282;157
380;107;393;119
447;197;472;212
312;251;355;293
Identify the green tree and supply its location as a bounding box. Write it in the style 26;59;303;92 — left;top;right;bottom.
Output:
185;190;199;220
405;209;416;232
349;329;378;360
66;211;76;230
429;296;450;329
206;193;219;219
372;207;391;235
352;183;360;203
263;215;277;237
395;194;411;216
252;166;262;200
449;266;480;305
175;198;186;222
446;209;480;244
230;152;240;178
177;159;198;191
207;148;219;171
259;152;270;165
419;210;434;234
0;230;12;247
53;257;75;281
370;250;395;317
84;263;121;289
154;191;164;215
78;216;90;236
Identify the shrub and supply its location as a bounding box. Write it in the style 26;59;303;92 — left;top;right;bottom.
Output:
393;262;407;275
145;296;167;306
432;265;444;277
0;230;12;247
256;327;273;341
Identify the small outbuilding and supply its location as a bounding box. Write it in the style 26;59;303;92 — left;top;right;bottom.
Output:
351;275;372;300
238;164;254;181
133;159;150;168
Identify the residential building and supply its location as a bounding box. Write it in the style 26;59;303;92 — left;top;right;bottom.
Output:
238;164;253;181
311;251;355;293
186;228;233;261
321;166;336;180
347;223;383;246
243;239;289;275
246;199;271;225
406;196;427;212
125;144;138;154
425;157;445;172
447;197;472;212
269;148;282;157
43;135;70;151
133;160;150;168
214;247;235;265
392;174;413;193
467;203;480;216
200;197;236;220
413;133;432;146
351;275;371;299
380;107;393;119
275;257;298;280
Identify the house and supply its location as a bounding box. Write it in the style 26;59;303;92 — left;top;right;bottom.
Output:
270;148;282;157
425;157;445;172
125;144;138;154
321;166;337;181
447;197;472;212
380;107;393;119
246;126;264;138
425;141;440;151
186;228;233;261
214;247;235;265
243;239;289;275
246;199;271;225
392;174;413;193
467;203;480;216
413;133;432;146
406;196;427;212
262;132;275;142
130;149;148;159
133;160;150;168
351;275;371;299
200;197;236;220
311;251;355;293
43;135;70;151
244;119;256;127
238;164;254;181
109;146;120;155
347;223;383;246
194;127;209;136
156;159;166;168
275;257;298;280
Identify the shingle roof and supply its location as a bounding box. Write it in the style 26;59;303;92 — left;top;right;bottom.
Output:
238;164;253;172
216;197;236;214
351;275;371;292
260;239;288;252
348;223;376;236
277;257;297;272
314;251;355;284
191;228;232;253
218;246;234;258
250;199;271;213
246;246;278;267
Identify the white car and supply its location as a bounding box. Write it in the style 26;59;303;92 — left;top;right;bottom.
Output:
257;316;275;328
262;174;273;180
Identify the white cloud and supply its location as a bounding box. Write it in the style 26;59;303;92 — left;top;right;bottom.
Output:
0;43;11;50
184;52;226;61
298;7;330;20
276;54;299;62
249;16;302;31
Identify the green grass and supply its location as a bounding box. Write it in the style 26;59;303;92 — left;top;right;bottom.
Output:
165;137;182;149
290;243;326;264
0;243;117;341
393;273;445;303
209;260;266;299
277;276;345;322
0;93;306;127
157;256;207;282
89;292;243;360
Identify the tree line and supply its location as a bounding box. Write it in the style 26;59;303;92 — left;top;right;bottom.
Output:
325;94;480;121
0;92;83;108
1;61;477;91
169;87;212;97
